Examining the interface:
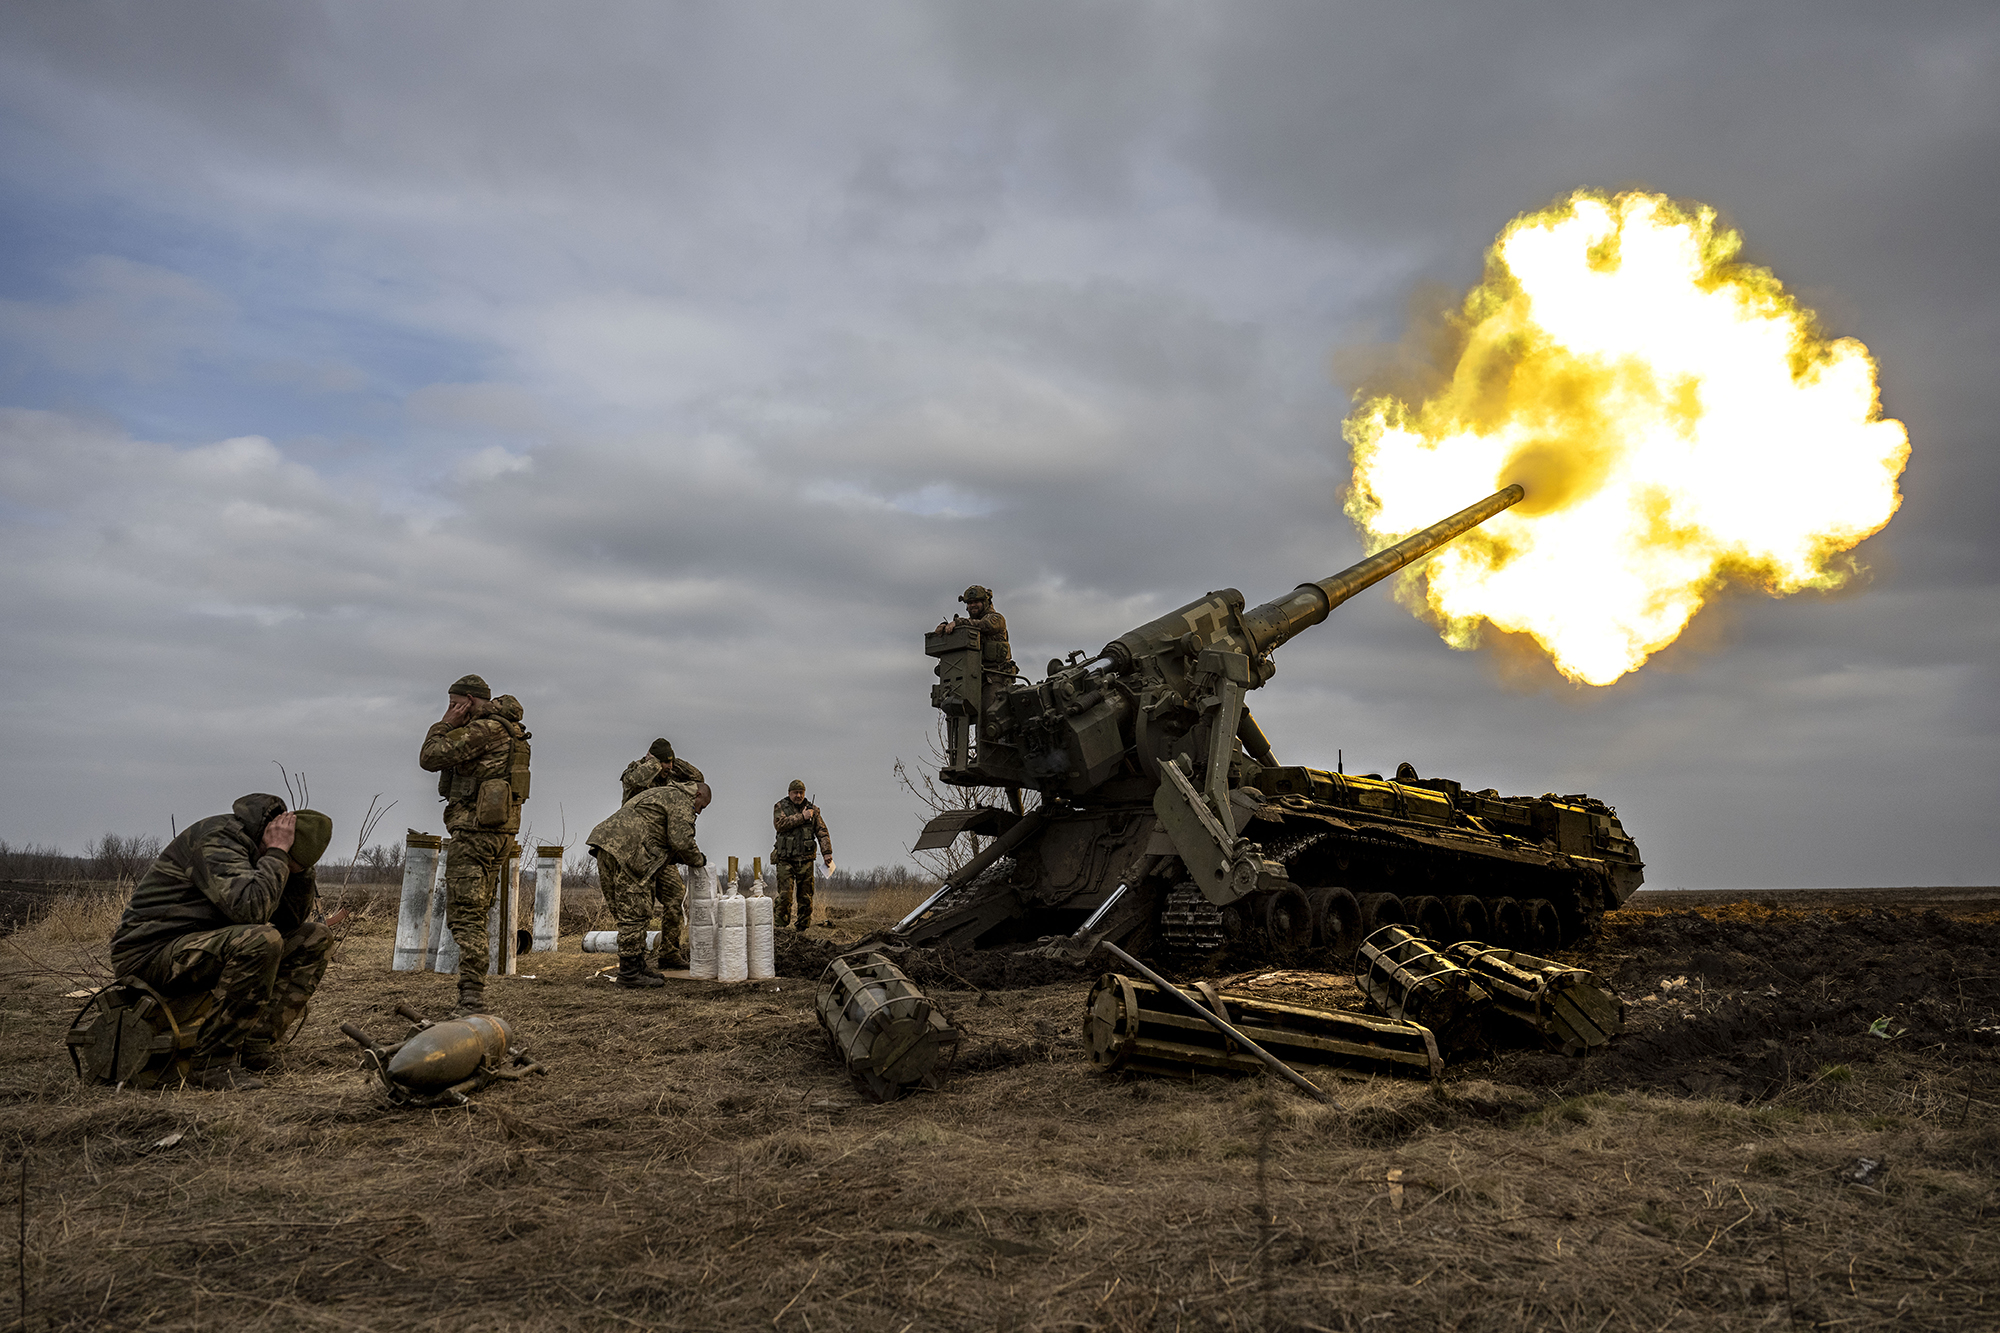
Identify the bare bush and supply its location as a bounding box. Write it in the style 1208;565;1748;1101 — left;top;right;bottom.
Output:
563;850;600;891
324;841;406;884
893;718;1014;879
824;862;938;898
87;833;163;886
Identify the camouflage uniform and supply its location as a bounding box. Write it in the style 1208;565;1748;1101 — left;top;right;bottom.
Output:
418;681;530;1008
771;788;833;930
617;750;705;965
588;783;706;961
948;587;1016;734
620;752;704;805
110;794;333;1066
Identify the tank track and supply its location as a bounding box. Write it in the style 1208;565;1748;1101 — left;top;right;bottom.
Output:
1159;884;1226;956
1274;819;1603;942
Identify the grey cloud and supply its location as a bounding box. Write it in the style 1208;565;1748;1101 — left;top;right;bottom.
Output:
0;256;233;381
0;3;1992;890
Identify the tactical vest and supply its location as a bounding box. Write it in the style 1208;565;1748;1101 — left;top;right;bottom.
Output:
978;616;1015;674
774;802;817;861
437;719;532;828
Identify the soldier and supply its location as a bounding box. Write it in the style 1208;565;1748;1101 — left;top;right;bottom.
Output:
934;585;1017;732
109;795;335;1090
616;738;706;970
771;780;834;931
620;736;704;804
588;781;711;988
417;673;531;1015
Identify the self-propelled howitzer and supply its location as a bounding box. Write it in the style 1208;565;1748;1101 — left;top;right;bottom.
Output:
898;484;1645;959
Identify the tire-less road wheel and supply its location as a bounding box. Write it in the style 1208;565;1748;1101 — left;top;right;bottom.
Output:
1355;892;1406;941
1446;895;1489;943
1307;886;1362;957
1405;894;1452;943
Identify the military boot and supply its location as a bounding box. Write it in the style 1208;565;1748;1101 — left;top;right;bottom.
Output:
238;1038;279;1073
187;1057;263;1092
616;955;666;989
454;980;490;1016
655;947;688;972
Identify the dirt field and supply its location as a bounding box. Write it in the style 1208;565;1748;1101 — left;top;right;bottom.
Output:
2;889;1995;1332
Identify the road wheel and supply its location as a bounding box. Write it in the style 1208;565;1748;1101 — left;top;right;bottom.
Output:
1446;895;1489;943
1521;899;1562;953
1405;894;1451;943
1307;886;1362;956
1488;897;1525;947
1355;892;1406;944
1259;886;1314;951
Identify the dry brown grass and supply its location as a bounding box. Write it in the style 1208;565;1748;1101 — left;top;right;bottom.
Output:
22;886;124;950
0;902;1994;1330
858;880;933;927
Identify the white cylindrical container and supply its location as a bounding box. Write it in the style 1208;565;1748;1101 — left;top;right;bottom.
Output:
717;891;749;983
531;844;563;952
427;842;458;974
746;881;775;980
392;833;443;972
583;929;660;954
688;866;720;980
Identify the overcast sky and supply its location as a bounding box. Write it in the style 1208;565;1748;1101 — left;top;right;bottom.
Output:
1;2;1993;889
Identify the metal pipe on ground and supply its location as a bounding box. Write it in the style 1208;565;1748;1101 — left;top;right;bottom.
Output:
1096;941;1332;1105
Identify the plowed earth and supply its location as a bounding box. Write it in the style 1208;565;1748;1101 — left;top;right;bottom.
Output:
1;894;1995;1332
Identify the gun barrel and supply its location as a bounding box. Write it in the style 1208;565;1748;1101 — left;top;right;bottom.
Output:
1241;484;1524;655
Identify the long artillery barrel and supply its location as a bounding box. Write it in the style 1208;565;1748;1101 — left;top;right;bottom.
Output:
1101;484;1525;673
1238;483;1524;656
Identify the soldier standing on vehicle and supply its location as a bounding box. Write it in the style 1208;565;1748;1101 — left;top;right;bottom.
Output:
588;781;710;988
934;585;1016;733
771;780;834;930
109;795;336;1090
617;738;706;969
417;673;531;1015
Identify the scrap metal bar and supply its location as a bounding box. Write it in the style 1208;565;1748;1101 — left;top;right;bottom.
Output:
1098;941;1332;1105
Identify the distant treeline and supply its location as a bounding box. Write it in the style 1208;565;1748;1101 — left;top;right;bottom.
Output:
0;834;163;884
1;836;942;897
0;835;412;886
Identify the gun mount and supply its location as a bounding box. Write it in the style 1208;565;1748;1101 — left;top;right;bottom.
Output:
901;484;1645;960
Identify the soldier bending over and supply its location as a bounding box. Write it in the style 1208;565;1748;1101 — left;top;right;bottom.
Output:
109;795;335;1090
619;738;705;970
589;781;710;988
771;780;834;931
418;673;531;1015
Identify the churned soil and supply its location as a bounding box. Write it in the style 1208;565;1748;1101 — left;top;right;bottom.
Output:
0;891;1995;1331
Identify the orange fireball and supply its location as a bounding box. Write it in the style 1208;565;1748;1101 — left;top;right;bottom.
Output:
1345;190;1910;686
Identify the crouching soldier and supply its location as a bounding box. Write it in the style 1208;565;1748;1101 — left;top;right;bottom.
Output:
771;780;834;931
108;795;335;1090
619;738;704;970
588;781;710;988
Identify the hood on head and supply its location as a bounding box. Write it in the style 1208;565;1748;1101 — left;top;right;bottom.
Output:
232;793;288;840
